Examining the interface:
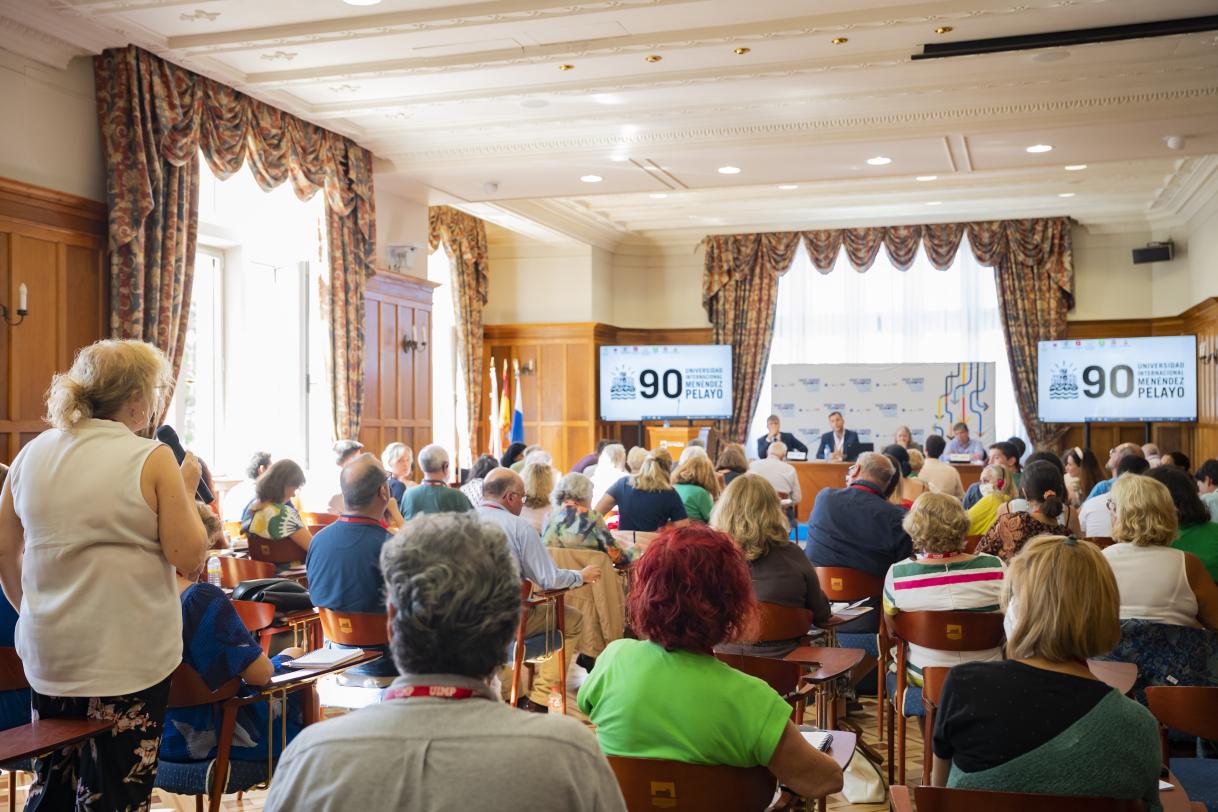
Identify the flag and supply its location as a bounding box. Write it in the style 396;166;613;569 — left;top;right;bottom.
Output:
498;359;512;451
488;357;502;458
510;359;525;444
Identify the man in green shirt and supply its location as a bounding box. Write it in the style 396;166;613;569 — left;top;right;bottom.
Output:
399;444;474;519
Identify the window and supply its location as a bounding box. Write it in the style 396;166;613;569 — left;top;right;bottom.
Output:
749;242;1025;452
428;246;471;467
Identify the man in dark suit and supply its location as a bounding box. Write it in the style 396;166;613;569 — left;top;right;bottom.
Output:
815;411;862;461
756;414;808;460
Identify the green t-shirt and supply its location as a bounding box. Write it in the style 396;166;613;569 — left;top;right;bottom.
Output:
398;482;474;520
577;638;791;767
1172;521;1218;581
673;483;714;523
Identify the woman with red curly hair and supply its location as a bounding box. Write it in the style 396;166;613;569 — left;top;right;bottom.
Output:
577;525;843;800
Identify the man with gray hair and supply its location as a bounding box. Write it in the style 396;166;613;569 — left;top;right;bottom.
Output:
478;468;598;712
399;443;473;520
748;440;802;509
805;451;911;643
306;453;398;682
266;513;627;812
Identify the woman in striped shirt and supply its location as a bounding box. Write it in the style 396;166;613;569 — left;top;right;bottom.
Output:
883;493;1006;713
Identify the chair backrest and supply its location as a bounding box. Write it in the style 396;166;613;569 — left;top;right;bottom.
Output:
300;512;338;527
912;785;1144;811
1145;686;1218;741
814;566;884;602
607;756;776;812
165;661;241;709
1085;536;1115;548
921;665;951;708
887;610;1006;653
963;535;982;554
231;599;276;633
247;533;307;565
713;650;801;703
754;602;814;642
611;530;659;554
0;647;27;692
218;556;276;589
318;607;389;647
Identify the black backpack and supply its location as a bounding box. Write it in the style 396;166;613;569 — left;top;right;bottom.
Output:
230;578;313;620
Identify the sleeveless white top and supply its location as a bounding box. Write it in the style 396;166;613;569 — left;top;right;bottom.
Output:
9;419;181;696
1103;543;1200;629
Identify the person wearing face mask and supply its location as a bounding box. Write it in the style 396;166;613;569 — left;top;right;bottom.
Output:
966;464;1018;536
0;339;209;810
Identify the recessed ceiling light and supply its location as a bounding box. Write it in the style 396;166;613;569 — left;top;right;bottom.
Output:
1058;192;1075;198
926;201;943;206
915;175;938;181
1026;144;1054;153
342;0;382;5
580;175;603;183
778;184;799;190
645;54;662;63
1031;49;1070;63
520;98;548;109
649;193;668;199
866;156;893;166
831;37;848;45
558;64;575;71
718;165;742;175
610;154;629;162
935;26;954;34
734;47;751;55
1064;164;1087;171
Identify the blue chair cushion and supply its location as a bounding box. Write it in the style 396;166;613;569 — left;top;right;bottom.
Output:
508;631;563;663
1169;757;1218;812
155;758;269;796
885;671;926;718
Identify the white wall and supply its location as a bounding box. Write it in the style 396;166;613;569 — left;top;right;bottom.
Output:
373;185;429;276
485;225;595;323
1184;191;1218;307
0;51;103;201
1070;226;1156;320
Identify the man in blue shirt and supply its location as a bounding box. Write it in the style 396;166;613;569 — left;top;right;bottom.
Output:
1086;442;1145;500
477;468;599;712
307;453;396;682
941;422;986;461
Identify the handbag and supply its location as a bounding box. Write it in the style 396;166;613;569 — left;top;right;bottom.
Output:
841;748;886;804
230;578;313;619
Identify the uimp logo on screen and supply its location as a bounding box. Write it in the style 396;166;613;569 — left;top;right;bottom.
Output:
599;345;733;421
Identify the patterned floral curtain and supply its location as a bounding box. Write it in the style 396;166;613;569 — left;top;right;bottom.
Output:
428;206;490;459
95;46;376;437
702;218;1074;447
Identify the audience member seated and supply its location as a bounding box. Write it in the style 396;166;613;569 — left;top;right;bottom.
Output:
883;444;928;508
749;441;801;512
478;469;598;711
961;442;1021;509
671;453;719;522
542;473;637;568
715;443;750;488
711;475;830;656
1078;453;1150;537
519;461;554;533
966;464;1017;536
1197;458;1218;522
265;513;626;811
884;494;1005;715
894;425;921;453
918;435;964;499
306;453;398;683
941;422;985;462
243;459;313;559
0;338;208;810
380;442;414;503
399;444;473;519
572;438;612;475
1142;442;1162;467
758;413;809;460
322;439;364;513
1145;465;1218;581
460;453;499;506
997;451;1080;535
223;451;270;522
163;509;306;766
578;525;843;802
589;443;628;505
511;443;543;473
977;460;1065;562
907;448;926;478
805;452;913;655
522;447;562;482
1064;446;1104;508
651;446;675;477
1088;442;1145;500
0;462;27;732
931;535;1161;806
625;445;648;475
499;441;527;470
1161;450;1191;472
596;452;688;533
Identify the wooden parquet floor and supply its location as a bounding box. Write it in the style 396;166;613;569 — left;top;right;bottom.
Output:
0;697;912;811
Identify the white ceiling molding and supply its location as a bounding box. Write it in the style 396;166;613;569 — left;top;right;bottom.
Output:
0;14;90;69
1146;155;1218;228
489;198;632;251
54;0;223;13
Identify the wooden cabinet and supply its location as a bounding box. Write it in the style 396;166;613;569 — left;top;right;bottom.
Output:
0;179;107;463
358;271;437;461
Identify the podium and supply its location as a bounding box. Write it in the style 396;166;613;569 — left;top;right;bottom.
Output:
645;426;701;455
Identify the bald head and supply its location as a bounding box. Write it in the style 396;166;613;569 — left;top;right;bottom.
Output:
340;452;389;515
482;468;524;515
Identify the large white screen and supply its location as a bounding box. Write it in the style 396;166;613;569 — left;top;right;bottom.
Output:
600;345;732;421
1038;336;1197;423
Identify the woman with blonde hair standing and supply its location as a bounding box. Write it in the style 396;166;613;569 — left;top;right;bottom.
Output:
0;339;208;810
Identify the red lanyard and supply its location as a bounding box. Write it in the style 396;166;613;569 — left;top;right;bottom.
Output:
479;501;507;512
921;552;957;560
850;482;882;497
338;515;389;530
383;685;484;701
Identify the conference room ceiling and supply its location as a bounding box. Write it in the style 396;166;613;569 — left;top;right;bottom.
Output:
5;0;1218;243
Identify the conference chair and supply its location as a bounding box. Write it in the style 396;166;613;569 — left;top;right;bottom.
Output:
231;599;277;652
1086;536;1116;548
1146;686;1218;811
963;535;982;554
317;607;389;648
246;533;308;584
547;547;625;657
814;566;885;737
918;666;951;786
884;610;1006;785
607;756;775;812
217;556;274;589
890;784;1149;812
509;581;575;714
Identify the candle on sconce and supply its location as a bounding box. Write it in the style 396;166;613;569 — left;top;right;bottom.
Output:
412;325;418;343
18;283;27;312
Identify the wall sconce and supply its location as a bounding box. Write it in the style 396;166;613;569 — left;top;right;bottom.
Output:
519;359;537;375
401;325;427;354
1;283;27;326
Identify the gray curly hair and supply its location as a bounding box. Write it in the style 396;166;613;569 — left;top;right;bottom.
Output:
551;472;593;508
380;513;521;678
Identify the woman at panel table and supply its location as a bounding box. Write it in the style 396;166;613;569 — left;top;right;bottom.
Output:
894;425;922;453
595;452;689;533
671;453;720;523
578;525;843;802
931;536;1161;808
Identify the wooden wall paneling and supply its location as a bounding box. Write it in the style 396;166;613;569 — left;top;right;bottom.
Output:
0;232;8;425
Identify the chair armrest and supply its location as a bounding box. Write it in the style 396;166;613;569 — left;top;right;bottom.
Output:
785;646;866;682
889;784;913;812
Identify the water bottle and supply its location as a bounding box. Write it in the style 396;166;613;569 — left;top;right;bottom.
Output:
206;554;222;587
